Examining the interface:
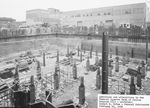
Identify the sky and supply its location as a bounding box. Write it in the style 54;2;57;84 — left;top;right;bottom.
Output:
0;0;148;21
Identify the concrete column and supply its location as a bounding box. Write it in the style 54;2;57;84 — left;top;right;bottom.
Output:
96;67;101;89
131;48;134;58
99;59;102;67
80;51;82;62
141;61;146;78
102;32;108;94
67;45;69;57
137;67;142;89
115;56;119;72
116;46;118;56
56;50;59;63
72;60;77;79
130;76;136;94
91;44;93;52
126;51;130;63
90;46;92;58
122;53;126;66
37;60;41;81
78;46;79;56
43;52;46;67
70;51;73;64
84;47;86;54
110;48;112;59
95;56;99;66
29;76;35;104
86;56;90;72
54;67;59;90
81;42;83;50
79;77;85;105
147;52;150;66
108;60;112;77
95;50;99;66
14;65;19;91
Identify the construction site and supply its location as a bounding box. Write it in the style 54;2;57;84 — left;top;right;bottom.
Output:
0;32;150;108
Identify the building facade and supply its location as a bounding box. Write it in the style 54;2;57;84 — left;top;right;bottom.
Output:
61;3;150;28
26;3;150;28
26;8;60;26
0;17;17;28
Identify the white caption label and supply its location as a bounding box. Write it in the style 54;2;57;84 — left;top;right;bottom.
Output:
98;94;150;108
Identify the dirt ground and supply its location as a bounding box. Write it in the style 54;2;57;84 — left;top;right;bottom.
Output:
1;37;150;108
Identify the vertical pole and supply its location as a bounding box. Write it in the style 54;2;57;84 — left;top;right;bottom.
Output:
90;47;92;58
115;56;119;72
54;67;59;90
84;47;85;54
141;60;146;78
146;29;148;64
37;60;41;81
43;52;46;67
56;50;59;63
30;76;35;104
86;56;90;72
116;46;118;56
80;51;82;62
81;42;83;50
67;44;69;57
79;77;85;105
102;32;108;94
126;51;130;63
110;48;112;59
96;67;101;89
91;44;93;52
130;76;136;94
78;46;79;56
14;64;19;91
131;48;134;58
122;53;126;66
72;60;77;79
137;67;142;89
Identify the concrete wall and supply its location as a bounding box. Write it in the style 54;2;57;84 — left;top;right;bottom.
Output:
0;36;149;60
82;40;148;59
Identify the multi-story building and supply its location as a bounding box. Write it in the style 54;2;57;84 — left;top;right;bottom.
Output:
0;17;17;28
26;3;150;28
61;3;150;28
26;8;60;26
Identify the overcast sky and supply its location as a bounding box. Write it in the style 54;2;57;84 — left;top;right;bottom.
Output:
0;0;148;21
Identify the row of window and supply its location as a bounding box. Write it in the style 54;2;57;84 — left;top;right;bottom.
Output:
67;8;144;18
62;18;144;26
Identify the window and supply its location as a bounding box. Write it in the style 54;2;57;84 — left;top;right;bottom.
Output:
97;13;100;16
108;12;111;15
103;11;112;15
114;10;121;15
122;9;132;14
70;15;74;17
133;8;144;14
75;14;81;17
106;20;113;23
86;14;88;16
